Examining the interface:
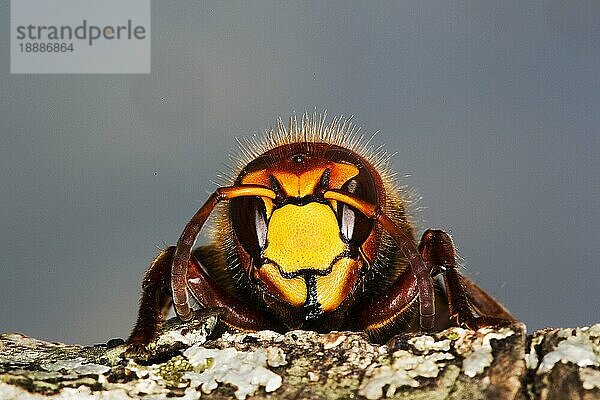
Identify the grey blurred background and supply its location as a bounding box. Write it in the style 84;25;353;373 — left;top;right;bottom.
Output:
1;1;599;345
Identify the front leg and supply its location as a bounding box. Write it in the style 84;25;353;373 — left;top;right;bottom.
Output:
127;246;279;357
348;267;420;337
126;247;175;357
418;229;516;329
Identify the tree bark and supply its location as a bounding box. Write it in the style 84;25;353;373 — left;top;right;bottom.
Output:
1;311;598;399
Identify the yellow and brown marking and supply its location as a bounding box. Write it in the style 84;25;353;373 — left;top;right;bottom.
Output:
228;142;390;319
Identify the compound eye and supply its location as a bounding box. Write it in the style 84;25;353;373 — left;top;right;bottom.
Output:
337;178;376;245
229;197;268;257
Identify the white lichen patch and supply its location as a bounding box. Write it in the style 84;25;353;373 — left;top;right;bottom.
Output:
307;371;320;382
455;327;514;378
538;327;600;374
222;330;285;344
180;387;202;400
41;357;87;372
182;345;284;399
127;378;170;397
408;335;451;353
344;342;378;370
125;360;179;396
154;315;218;348
0;381;132;399
323;332;347;349
394;350;455;378
105;377;172;398
264;346;287;367
580;368;600;390
72;363;111;375
155;328;208;348
587;323;600;338
358;348;454;400
41;357;110;376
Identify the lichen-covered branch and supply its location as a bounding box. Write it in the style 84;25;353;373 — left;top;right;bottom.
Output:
1;312;598;399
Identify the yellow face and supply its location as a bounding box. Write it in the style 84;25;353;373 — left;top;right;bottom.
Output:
229;148;377;319
259;202;358;312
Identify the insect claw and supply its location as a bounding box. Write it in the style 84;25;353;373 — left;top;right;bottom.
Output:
420;313;435;331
